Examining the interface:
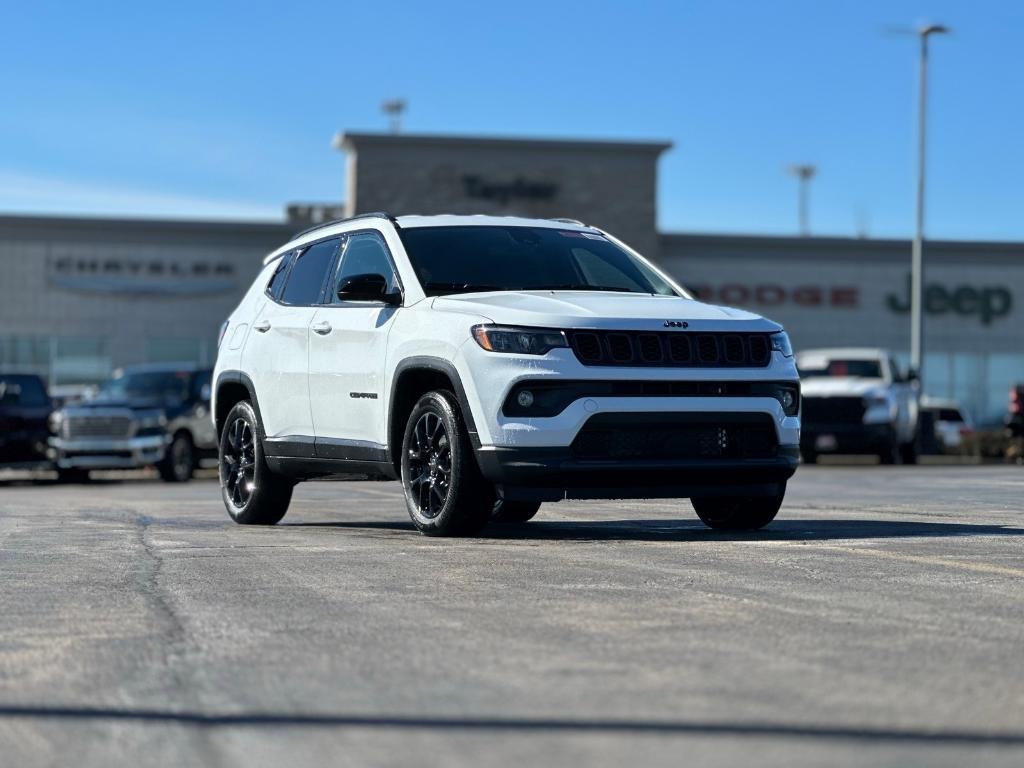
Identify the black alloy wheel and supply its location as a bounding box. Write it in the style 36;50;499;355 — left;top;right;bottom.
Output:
221;417;256;509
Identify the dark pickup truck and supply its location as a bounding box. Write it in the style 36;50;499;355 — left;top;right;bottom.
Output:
0;373;54;471
50;364;218;482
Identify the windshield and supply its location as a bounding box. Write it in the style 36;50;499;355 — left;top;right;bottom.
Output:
99;371;190;401
800;359;883;379
0;375;48;407
399;226;679;297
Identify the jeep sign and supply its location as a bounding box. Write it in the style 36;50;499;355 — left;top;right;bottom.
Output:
886;274;1013;325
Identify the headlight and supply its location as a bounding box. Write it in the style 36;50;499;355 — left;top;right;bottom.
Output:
136;412;167;430
48;411;63;435
770;331;793;357
471;325;568;355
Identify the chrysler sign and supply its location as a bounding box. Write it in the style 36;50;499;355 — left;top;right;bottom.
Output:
48;256;237;296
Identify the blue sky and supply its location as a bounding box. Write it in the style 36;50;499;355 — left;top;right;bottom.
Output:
2;0;1021;239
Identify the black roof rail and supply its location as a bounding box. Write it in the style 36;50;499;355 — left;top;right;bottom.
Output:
549;217;587;226
292;211;397;240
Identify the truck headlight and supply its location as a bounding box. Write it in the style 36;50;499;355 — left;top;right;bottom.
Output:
770;331;793;358
471;325;568;355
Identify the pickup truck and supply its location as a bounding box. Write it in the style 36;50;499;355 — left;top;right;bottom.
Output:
796;348;920;464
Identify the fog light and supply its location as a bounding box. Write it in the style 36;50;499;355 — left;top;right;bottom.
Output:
780;390;795;411
517;390;535;408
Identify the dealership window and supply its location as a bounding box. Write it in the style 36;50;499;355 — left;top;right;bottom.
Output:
146;337;214;366
51;337;111;386
0;336;49;376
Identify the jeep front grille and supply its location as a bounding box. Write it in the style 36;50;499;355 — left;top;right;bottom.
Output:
567;330;772;368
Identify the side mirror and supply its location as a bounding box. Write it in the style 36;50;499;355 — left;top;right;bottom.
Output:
906;367;920;383
337;273;401;306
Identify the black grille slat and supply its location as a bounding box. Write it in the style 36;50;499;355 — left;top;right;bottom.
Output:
801;396;865;425
574;332;603;362
638;334;664;362
668;335;692;362
606;333;635;363
568;331;774;368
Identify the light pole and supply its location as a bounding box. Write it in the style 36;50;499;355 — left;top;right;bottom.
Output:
788;164;816;236
910;24;949;383
381;99;407;134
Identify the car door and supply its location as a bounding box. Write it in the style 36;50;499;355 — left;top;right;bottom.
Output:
308;230;401;456
242;239;340;444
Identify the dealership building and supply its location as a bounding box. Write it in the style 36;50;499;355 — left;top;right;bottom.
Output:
1;132;1021;422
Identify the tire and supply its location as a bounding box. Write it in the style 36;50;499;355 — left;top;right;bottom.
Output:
801;451;818;465
492;498;541;524
691;484;786;531
400;390;495;537
219;401;293;525
159;432;195;482
56;467;90;484
900;439;919;465
879;433;901;465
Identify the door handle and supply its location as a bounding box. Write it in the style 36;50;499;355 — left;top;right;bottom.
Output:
312;321;332;335
253;320;271;333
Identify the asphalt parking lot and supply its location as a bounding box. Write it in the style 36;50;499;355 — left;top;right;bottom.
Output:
1;466;1022;767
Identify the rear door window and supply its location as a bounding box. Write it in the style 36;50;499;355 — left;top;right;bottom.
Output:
280;240;340;305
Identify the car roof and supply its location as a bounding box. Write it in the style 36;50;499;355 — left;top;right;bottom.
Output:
263;214;598;265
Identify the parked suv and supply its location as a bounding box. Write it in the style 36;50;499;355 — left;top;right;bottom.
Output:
51;364;217;482
0;373;54;471
213;214;801;536
797;348;919;464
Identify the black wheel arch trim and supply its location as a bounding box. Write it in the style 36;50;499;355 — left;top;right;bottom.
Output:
215;371;266;442
388;356;481;451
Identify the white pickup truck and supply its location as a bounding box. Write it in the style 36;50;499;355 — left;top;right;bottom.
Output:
796;348;920;464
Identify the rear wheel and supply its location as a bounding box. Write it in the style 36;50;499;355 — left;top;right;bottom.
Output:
159;432;195;482
219;401;293;525
691;485;785;531
492;498;541;524
401;390;495;537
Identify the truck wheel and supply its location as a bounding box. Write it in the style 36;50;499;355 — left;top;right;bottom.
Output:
900;440;919;465
492;499;541;524
159;432;195;482
219;401;293;525
56;468;90;484
691;485;785;531
879;436;901;465
401;390;495;537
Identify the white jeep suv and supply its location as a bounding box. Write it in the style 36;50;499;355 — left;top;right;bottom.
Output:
213;214;800;536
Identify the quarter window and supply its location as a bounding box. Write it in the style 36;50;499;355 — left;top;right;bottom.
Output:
330;232;397;303
265;252;293;299
280;240;339;305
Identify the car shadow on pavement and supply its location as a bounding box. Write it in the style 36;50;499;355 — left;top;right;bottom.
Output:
0;706;1022;746
286;518;1024;543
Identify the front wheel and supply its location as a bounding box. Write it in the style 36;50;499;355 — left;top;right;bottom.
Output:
401;390;495;536
219;401;293;525
691;485;785;531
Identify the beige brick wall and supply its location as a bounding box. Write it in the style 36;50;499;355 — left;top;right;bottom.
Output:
339;133;670;258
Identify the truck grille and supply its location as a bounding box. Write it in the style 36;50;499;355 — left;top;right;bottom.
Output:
567;330;772;368
64;414;134;439
571;413;778;460
801;396;865;425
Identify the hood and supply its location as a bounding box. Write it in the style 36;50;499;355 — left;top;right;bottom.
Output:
801;377;888;398
65;395;173;413
431;291;781;332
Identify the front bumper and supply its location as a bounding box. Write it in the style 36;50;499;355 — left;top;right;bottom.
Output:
477;445;799;501
800;423;894;455
51;435;167;469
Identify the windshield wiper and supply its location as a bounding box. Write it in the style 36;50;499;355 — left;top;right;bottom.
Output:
424;282;502;295
531;284;642;293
